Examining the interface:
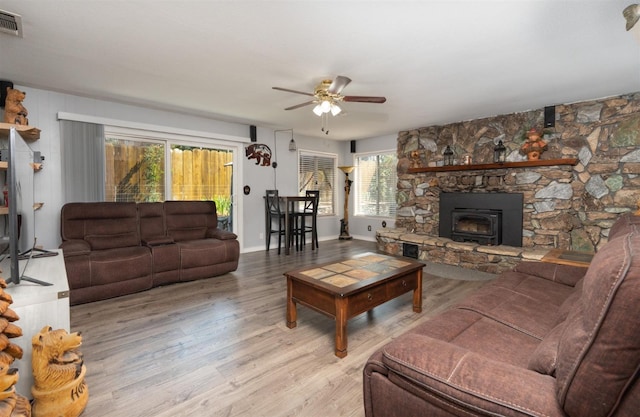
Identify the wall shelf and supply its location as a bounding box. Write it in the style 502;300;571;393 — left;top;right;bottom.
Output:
407;158;579;173
0;123;41;141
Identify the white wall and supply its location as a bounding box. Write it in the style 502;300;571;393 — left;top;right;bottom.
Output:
11;85;350;252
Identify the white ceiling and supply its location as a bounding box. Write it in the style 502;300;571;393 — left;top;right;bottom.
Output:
1;1;639;141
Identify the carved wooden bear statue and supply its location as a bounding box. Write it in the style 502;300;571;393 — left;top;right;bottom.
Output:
2;88;28;126
31;326;88;417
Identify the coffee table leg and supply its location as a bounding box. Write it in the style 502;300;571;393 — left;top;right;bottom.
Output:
286;277;297;328
413;268;423;313
335;297;348;358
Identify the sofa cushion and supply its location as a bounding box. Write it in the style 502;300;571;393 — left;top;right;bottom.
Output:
528;319;566;376
555;226;640;417
164;200;217;242
138;202;166;240
89;246;152;287
61;202;139;241
85;231;139;250
380;333;564;417
454;271;574;340
513;261;587;287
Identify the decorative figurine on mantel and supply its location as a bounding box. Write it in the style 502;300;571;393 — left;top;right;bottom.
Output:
520;128;547;161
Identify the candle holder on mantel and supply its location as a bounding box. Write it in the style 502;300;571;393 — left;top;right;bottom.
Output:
443;146;454;166
338;166;354;240
494;140;506;163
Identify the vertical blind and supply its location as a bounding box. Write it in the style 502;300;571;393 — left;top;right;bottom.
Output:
298;151;336;215
60;120;105;202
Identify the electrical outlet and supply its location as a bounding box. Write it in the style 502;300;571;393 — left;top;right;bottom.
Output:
259;233;264;239
367;225;372;231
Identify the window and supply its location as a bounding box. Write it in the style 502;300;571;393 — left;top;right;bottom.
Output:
170;144;233;219
299;151;336;215
105;137;165;202
103;131;236;231
354;151;397;217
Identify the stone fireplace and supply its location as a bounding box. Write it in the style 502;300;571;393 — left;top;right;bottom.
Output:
378;92;640;272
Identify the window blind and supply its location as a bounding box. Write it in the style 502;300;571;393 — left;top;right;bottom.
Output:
299;152;336;215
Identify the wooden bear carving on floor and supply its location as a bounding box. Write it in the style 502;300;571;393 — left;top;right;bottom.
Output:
0;366;30;417
31;326;88;417
2;88;28;126
0;278;31;417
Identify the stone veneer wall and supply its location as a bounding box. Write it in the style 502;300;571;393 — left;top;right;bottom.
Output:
394;92;640;252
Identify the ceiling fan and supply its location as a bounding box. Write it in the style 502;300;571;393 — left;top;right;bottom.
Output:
272;76;386;134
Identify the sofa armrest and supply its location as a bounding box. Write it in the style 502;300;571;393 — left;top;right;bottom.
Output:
141;236;175;247
59;239;91;257
207;228;237;240
513;261;587;286
377;334;564;417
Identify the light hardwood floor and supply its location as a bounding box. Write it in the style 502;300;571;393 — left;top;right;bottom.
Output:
70;239;493;417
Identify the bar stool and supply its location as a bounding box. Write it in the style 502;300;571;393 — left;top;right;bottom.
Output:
295;190;319;250
265;190;286;254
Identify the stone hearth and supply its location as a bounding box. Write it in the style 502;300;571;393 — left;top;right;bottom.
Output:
377;229;550;274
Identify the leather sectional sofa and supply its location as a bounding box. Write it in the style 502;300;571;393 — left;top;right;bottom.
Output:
60;201;239;305
364;212;640;417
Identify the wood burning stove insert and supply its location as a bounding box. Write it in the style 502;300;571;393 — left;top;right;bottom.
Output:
439;192;523;247
451;209;502;245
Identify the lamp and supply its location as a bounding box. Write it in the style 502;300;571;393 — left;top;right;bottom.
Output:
338;166;354;240
273;129;296;156
493;140;506;163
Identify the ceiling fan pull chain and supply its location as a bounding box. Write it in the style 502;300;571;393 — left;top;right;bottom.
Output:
321;112;330;134
325;113;329;134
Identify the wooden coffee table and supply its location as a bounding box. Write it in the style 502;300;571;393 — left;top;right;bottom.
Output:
285;252;424;358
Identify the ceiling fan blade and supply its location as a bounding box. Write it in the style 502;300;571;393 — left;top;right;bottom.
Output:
328;76;351;94
272;87;314;97
343;95;387;103
285;101;315;111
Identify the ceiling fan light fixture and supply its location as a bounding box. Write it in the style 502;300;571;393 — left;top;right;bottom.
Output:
330;103;342;116
313;104;323;116
320;100;331;113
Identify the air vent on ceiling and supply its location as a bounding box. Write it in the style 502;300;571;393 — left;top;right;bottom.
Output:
0;9;23;37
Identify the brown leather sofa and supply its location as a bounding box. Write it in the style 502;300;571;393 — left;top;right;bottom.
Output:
364;212;640;417
60;201;239;305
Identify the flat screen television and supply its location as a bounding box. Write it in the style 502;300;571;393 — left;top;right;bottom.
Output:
6;127;51;286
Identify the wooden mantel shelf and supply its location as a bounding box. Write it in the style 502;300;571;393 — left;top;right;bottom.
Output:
407;158;579;173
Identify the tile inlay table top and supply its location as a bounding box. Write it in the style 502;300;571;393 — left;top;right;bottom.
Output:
285;252;424;357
